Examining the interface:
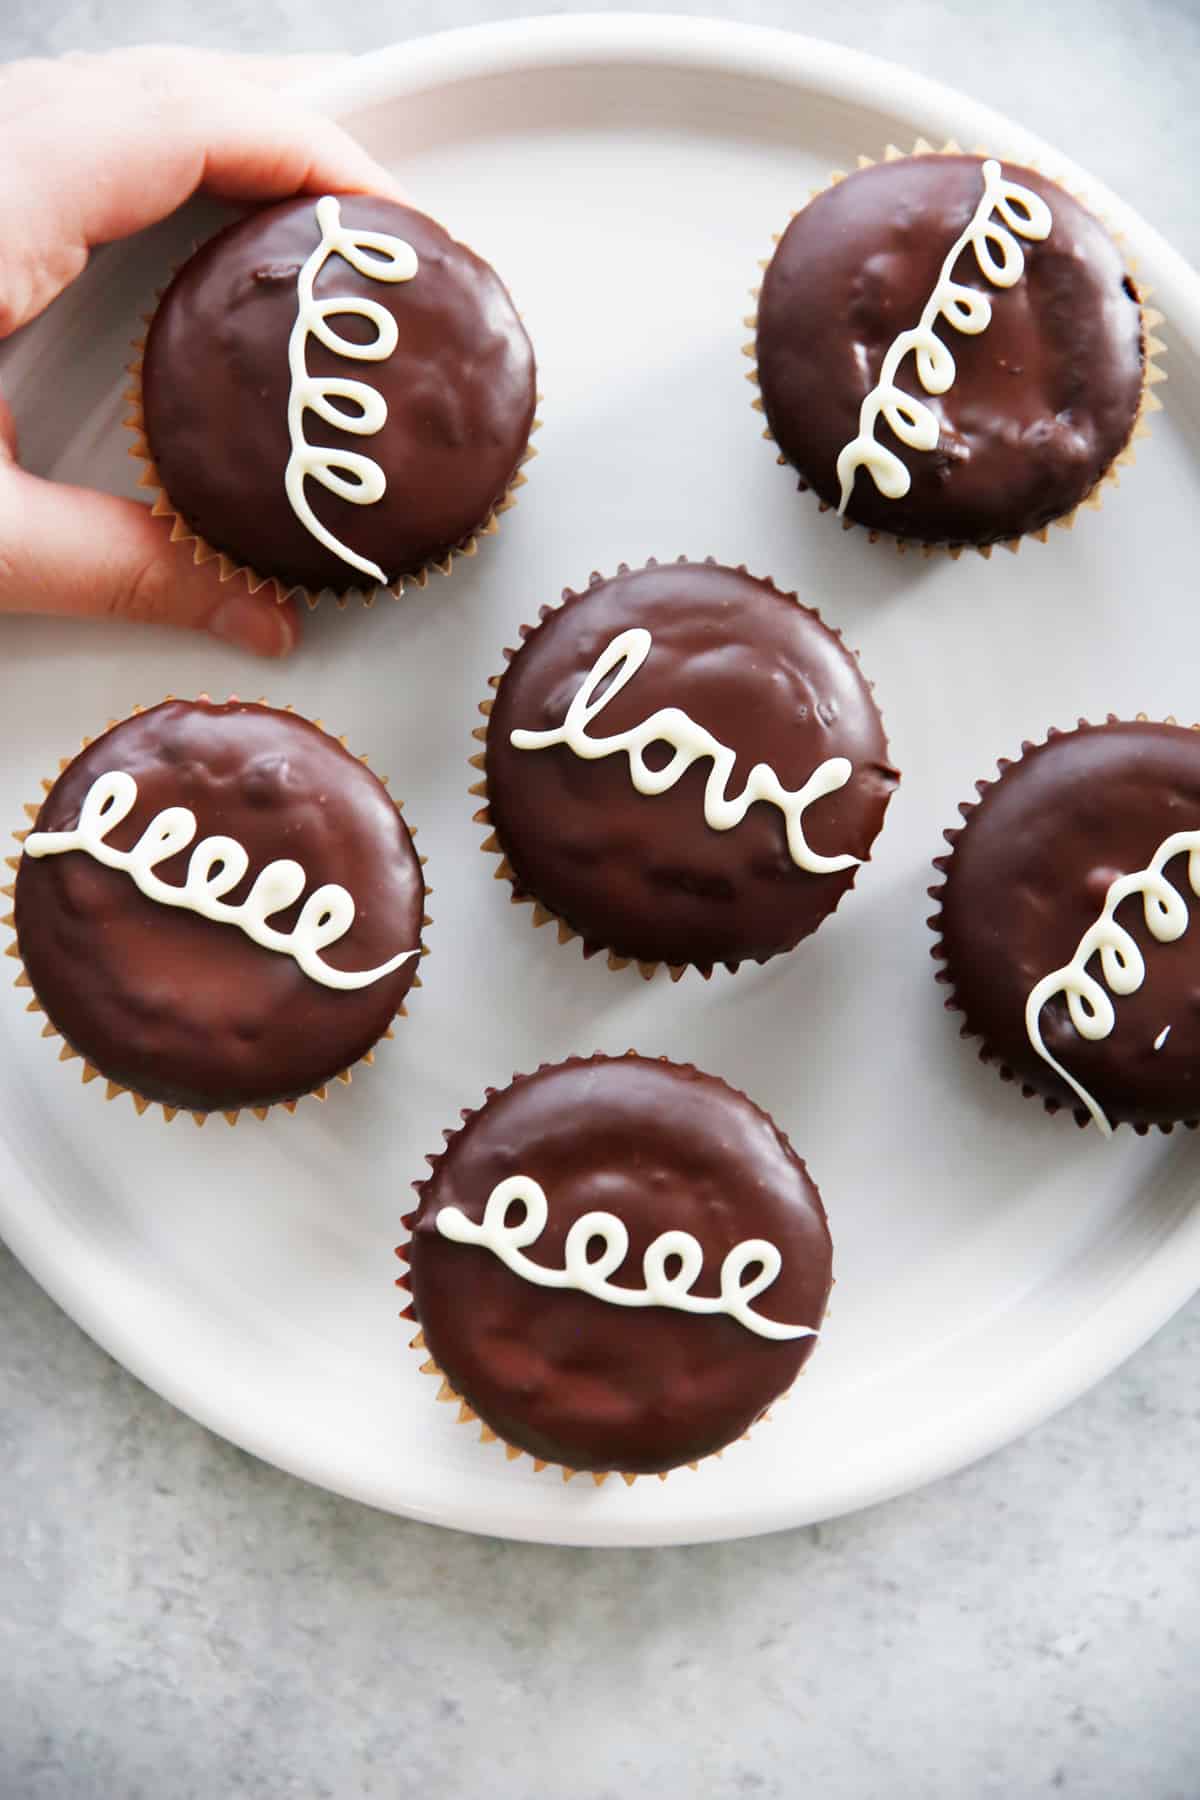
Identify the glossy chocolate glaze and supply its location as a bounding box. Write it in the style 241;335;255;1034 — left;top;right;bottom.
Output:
937;722;1200;1129
406;1055;832;1474
142;196;537;591
486;562;898;970
15;702;424;1112
756;155;1144;545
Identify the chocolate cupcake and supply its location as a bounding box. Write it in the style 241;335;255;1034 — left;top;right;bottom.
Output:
5;700;429;1121
930;718;1200;1134
129;194;538;601
474;559;899;976
751;146;1161;551
400;1054;832;1481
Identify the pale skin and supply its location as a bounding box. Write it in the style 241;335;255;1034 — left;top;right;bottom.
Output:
0;46;406;658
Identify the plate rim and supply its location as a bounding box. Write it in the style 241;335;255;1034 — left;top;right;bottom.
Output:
2;12;1199;1547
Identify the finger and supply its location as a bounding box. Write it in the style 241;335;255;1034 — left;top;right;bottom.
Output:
0;48;404;332
82;46;403;210
0;466;300;658
196;101;406;206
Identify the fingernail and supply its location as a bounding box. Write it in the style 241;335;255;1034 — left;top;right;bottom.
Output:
372;171;410;203
349;160;409;204
207;592;298;658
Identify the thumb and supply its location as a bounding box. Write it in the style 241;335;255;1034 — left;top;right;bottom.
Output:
0;464;300;656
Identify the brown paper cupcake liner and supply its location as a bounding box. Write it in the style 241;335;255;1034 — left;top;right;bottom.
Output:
394;1051;801;1485
744;138;1167;560
926;712;1197;1136
394;1337;769;1487
469;554;887;982
3;700;432;1127
122;294;540;610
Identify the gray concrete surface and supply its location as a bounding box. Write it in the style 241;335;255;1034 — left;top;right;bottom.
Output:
2;3;1198;1797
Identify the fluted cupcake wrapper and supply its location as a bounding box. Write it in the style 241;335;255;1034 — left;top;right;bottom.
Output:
926;712;1198;1136
744;138;1166;558
4;701;433;1126
122;288;541;610
469;554;888;981
395;1051;802;1484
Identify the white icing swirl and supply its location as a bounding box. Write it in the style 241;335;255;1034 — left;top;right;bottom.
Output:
435;1175;816;1342
24;770;419;993
285;195;419;584
835;159;1052;513
510;627;858;875
1024;829;1200;1135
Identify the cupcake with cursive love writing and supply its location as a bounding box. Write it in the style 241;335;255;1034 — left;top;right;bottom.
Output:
4;700;430;1122
747;144;1162;553
398;1054;834;1482
473;558;899;978
929;717;1200;1133
127;193;538;606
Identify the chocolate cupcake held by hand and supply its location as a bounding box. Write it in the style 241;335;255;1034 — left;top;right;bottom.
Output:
10;701;428;1119
478;559;899;974
931;719;1200;1134
401;1054;833;1479
136;194;537;596
753;151;1152;548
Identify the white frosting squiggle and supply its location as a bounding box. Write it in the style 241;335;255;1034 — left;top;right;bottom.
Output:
836;160;1052;512
24;771;419;993
285;195;418;584
1024;830;1200;1135
436;1175;816;1342
510;627;858;875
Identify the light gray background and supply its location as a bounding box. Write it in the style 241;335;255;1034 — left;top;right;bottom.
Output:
2;4;1198;1797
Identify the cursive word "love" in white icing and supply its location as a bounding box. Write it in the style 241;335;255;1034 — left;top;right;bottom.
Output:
24;770;419;993
436;1175;816;1342
1025;829;1200;1135
285;195;419;585
510;627;858;875
835;160;1052;513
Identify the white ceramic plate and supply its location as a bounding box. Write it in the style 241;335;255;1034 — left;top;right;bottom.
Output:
1;16;1198;1548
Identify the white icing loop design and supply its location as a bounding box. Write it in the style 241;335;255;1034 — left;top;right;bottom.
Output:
1024;830;1200;1135
510;627;858;875
285;195;419;583
836;160;1052;512
24;771;419;993
435;1175;816;1342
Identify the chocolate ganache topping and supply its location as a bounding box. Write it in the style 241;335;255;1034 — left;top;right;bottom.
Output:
755;155;1144;545
405;1055;832;1474
935;722;1200;1131
15;702;425;1113
485;561;898;970
142;195;537;591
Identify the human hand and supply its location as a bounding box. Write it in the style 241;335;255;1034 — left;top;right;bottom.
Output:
0;46;404;657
